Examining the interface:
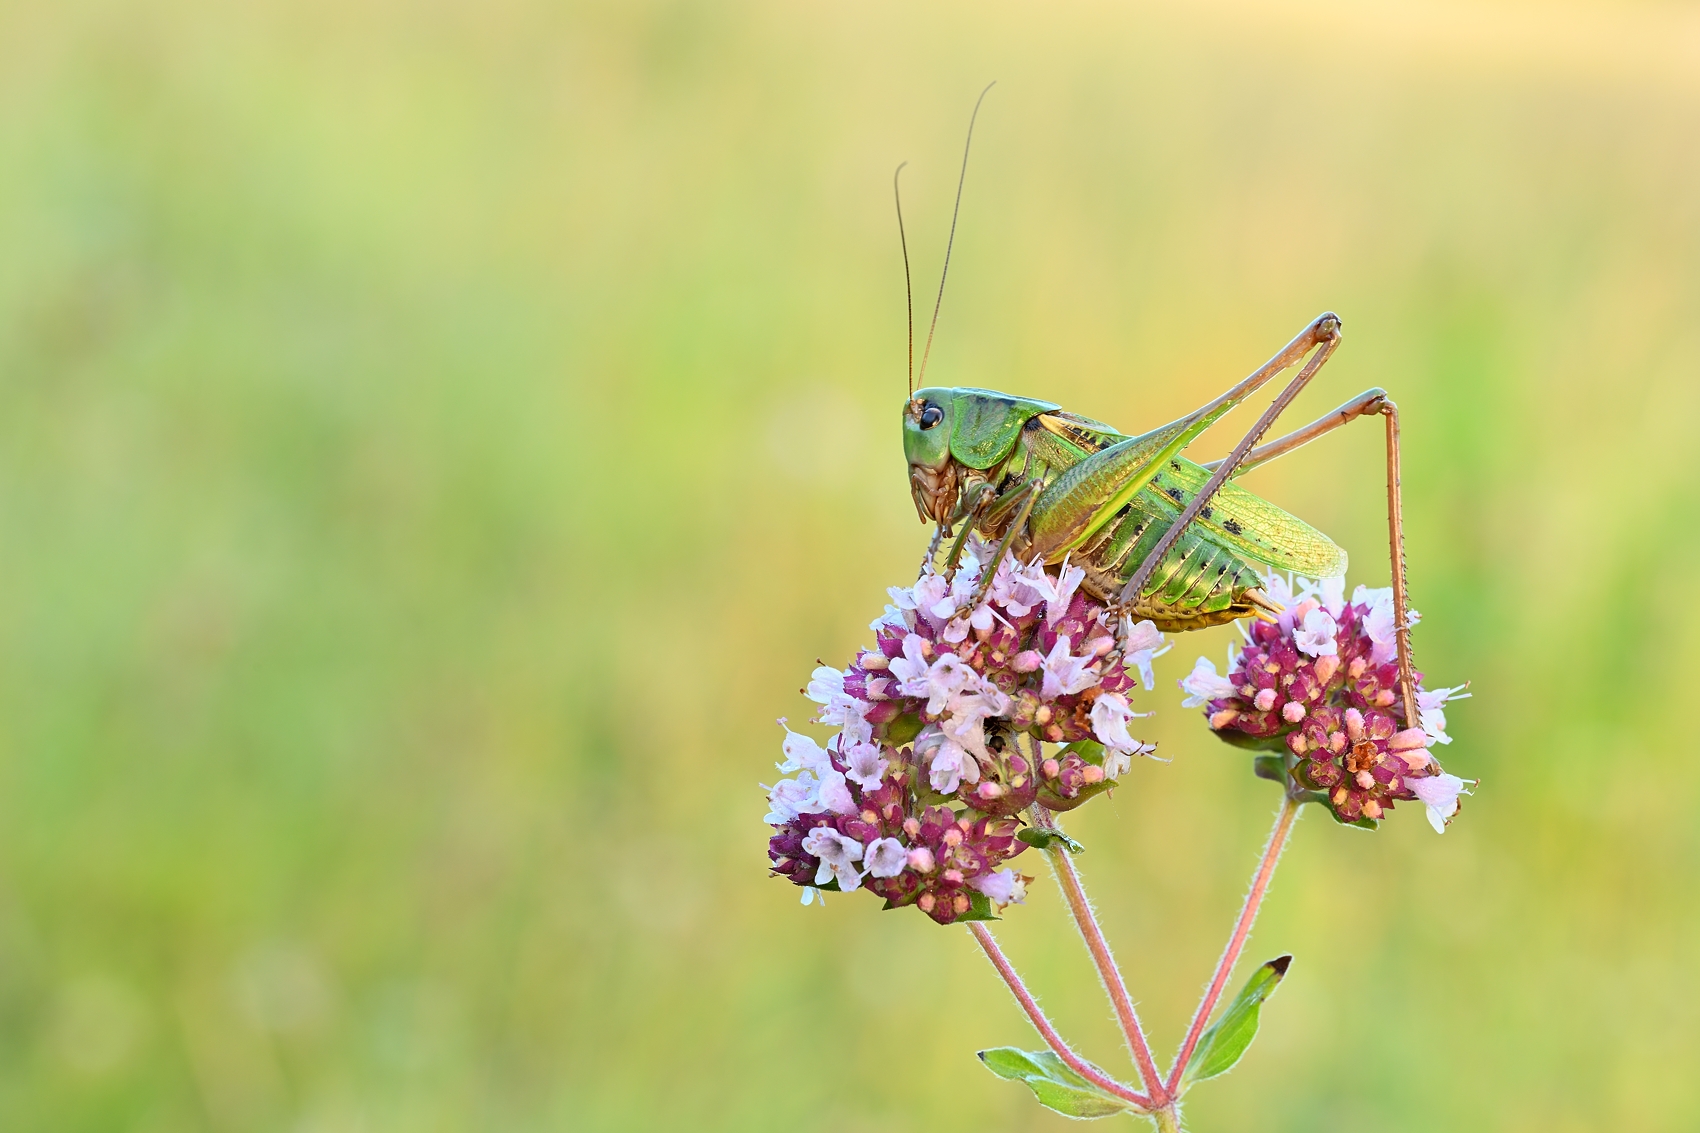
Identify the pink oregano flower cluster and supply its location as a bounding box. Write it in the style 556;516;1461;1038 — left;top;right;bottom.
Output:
1179;575;1472;831
765;537;1168;924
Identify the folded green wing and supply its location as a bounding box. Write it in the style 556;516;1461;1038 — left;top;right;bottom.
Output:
1144;458;1348;578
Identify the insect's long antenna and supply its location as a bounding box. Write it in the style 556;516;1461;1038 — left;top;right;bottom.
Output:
894;161;915;397
916;80;995;390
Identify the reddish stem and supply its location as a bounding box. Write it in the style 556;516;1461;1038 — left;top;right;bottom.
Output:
968;922;1152;1110
1034;808;1168;1102
1165;795;1301;1093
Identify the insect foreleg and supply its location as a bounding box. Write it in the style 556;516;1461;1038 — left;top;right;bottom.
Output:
962;478;1042;609
941;482;999;575
1113;318;1343;616
919;522;947;581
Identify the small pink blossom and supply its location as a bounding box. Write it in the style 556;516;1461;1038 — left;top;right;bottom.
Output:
1294;607;1339;657
990;555;1051;616
939;692;1002;762
804;666;845;705
1090;692;1148;757
816;768;856;816
1406;772;1471;833
1041;559;1087;628
1417;683;1471;745
863;837;909;879
1041;636;1098;700
917;652;979;715
920;728;981;794
1179;654;1238;708
1263;573;1315;630
1354;585;1420;665
888;632;932;692
843;742;889;790
802;827;865;890
1119;618;1170;690
763;775;818;825
970;868;1026;905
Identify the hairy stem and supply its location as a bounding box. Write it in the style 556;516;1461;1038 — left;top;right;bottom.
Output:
968;922;1151;1109
1165;795;1301;1092
1153;1102;1184;1133
1030;805;1168;1101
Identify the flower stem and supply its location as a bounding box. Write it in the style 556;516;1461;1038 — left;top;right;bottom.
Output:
967;922;1152;1109
1164;794;1301;1094
1152;1102;1184;1133
1031;804;1168;1102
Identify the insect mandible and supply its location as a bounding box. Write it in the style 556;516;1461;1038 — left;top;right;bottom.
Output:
895;87;1420;724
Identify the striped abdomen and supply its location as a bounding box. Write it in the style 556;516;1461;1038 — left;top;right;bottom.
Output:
1074;495;1274;631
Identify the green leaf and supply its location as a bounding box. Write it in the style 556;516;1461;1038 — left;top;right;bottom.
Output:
1025;1077;1134;1118
1036;777;1116;812
977;1047;1048;1081
1252;754;1287;783
953;889;1001;922
1182;956;1292;1088
1327;807;1380;831
976;1048;1137;1119
1056;739;1107;766
883;712;923;747
910;778;955;808
1017;828;1085;854
1028;1050;1115;1089
1213;729;1291;753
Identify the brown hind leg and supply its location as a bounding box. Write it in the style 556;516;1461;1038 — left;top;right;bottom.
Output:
1113;316;1344;615
1204;388;1419;725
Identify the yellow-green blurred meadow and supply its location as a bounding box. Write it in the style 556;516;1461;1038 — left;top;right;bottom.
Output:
3;1;1699;1129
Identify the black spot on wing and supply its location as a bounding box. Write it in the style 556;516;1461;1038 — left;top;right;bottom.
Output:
1200;505;1213;519
1223;517;1243;535
1165;485;1185;503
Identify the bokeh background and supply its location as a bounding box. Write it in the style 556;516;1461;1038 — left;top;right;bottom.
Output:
3;1;1699;1130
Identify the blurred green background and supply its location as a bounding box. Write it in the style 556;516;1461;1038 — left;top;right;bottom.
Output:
3;1;1698;1130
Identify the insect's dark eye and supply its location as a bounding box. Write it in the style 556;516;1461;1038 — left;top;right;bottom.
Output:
919;404;944;430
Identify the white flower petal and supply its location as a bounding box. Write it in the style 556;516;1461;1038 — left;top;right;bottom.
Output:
1294;608;1339;658
863;837;908;879
970;868;1026;905
1406;772;1470;833
1179;656;1237;708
